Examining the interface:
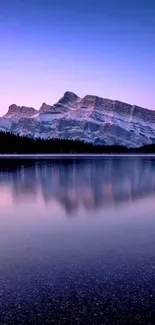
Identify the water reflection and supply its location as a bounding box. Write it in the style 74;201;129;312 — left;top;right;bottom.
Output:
1;158;155;324
0;158;155;214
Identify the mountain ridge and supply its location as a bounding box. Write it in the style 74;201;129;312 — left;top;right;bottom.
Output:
1;91;155;148
3;91;153;115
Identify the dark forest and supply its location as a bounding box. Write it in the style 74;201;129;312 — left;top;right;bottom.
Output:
0;131;154;153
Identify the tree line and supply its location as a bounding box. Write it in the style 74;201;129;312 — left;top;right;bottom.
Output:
0;131;155;153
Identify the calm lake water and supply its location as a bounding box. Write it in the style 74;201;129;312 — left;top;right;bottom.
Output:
1;157;155;324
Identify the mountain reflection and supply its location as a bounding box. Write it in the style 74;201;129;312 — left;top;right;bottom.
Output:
0;158;155;214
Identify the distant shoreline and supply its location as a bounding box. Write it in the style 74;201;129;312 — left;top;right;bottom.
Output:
0;154;155;159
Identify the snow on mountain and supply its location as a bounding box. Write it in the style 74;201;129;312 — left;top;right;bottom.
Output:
1;92;155;147
0;117;12;132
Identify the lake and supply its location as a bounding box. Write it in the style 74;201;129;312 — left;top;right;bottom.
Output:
0;157;155;324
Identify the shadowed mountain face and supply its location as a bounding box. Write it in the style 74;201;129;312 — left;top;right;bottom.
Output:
1;92;155;147
0;157;155;215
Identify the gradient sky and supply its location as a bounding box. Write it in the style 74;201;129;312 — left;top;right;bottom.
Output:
0;0;155;115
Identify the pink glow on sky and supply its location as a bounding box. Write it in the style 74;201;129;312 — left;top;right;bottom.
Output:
1;67;155;116
0;0;155;115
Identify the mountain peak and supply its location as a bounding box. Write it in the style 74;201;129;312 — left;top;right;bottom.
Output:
8;104;18;112
5;104;37;118
63;91;79;100
39;103;52;112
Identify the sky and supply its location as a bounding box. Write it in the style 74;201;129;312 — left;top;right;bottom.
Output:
0;0;155;115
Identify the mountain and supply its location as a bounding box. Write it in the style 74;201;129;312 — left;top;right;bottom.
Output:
1;91;155;147
4;104;37;119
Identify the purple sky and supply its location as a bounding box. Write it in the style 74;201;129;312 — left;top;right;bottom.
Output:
0;0;155;115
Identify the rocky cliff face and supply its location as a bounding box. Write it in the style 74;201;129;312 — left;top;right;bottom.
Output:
1;91;155;147
4;104;37;119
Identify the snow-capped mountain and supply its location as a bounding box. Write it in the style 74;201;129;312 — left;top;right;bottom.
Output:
1;91;155;147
